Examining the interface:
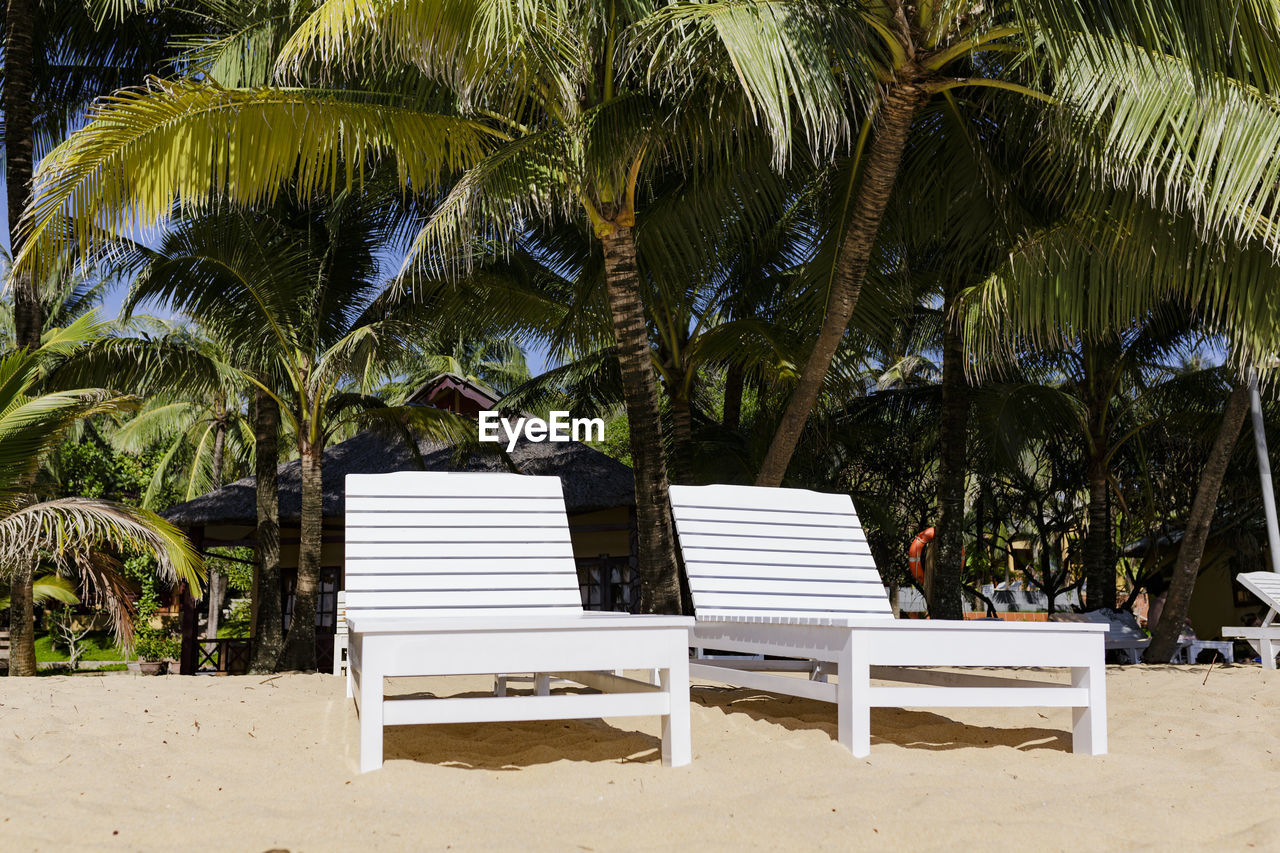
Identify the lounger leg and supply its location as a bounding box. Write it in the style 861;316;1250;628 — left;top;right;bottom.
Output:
661;654;691;767
359;658;384;773
346;660;354;699
1071;662;1107;755
534;674;552;696
1262;637;1276;670
837;635;871;758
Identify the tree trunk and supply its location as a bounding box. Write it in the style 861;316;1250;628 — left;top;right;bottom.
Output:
5;0;41;676
1145;382;1250;662
249;389;285;673
205;571;226;639
667;382;694;485
279;443;321;670
756;83;925;487
206;416;227;638
1082;461;1115;610
931;289;968;619
1081;340;1117;611
600;225;683;614
5;0;39;352
210;416;226;489
6;556;36;676
723;362;744;432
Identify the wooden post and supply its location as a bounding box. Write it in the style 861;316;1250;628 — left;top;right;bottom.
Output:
178;581;198;675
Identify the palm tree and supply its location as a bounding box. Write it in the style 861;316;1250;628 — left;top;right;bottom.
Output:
2;0;200;667
122;199;468;670
1145;371;1253;662
484;171;807;487
110;322;254;508
0;317;203;675
16;0;810;614
3;0;189;350
646;0;1280;487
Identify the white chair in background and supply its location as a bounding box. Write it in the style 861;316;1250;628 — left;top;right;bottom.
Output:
1223;572;1280;670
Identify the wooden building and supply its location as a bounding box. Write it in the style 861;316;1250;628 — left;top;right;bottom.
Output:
162;374;638;672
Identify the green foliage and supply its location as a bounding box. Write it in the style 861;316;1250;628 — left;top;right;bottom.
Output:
52;424;180;509
0;323;204;665
207;548;254;593
218;598;252;639
133;632;180;662
13;0;1280;633
596;413;632;467
123;554;181;660
34;632;129;662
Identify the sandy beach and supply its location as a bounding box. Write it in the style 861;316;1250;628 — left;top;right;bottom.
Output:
2;666;1277;852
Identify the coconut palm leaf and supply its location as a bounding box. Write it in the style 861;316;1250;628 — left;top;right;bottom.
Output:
0;498;202;644
18;78;500;275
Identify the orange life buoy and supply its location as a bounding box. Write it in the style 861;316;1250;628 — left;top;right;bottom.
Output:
908;527;935;586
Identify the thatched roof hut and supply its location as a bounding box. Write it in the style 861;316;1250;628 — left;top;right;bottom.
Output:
163;431;635;527
164;374;639;673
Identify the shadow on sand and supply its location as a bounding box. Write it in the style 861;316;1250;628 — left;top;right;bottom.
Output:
692;684;1072;753
377;687;663;771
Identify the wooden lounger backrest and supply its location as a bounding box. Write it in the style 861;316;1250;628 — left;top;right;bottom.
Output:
343;472;584;620
669;484;893;620
1238;572;1280;626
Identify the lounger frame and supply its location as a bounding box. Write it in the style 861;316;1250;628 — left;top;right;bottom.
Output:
344;472;692;772
671;484;1108;756
1222;571;1280;670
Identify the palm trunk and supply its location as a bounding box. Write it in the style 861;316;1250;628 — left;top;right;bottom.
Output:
723;362;744;432
279;442;321;670
600;225;683;614
5;0;40;676
1081;341;1117;611
667;382;694;485
210;417;226;488
206;416;228;638
1082;462;1115;610
5;0;38;352
756;83;925;486
931;290;968;619
6;556;36;676
249;389;285;673
1145;382;1250;662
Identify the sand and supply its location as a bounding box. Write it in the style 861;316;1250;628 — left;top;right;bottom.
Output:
1;665;1277;852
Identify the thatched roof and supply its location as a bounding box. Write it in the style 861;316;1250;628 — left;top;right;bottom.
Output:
163;431;635;528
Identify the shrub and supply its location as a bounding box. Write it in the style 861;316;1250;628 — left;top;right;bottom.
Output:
134;633;180;662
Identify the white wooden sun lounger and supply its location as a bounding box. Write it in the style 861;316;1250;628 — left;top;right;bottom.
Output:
668;484;1108;756
1222;572;1280;670
344;472;692;772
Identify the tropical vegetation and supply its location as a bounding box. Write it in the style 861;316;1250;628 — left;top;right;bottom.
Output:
5;0;1280;671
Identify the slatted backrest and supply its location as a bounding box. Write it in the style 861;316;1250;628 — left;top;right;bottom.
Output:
669;484;893;620
1239;571;1280;626
344;472;584;620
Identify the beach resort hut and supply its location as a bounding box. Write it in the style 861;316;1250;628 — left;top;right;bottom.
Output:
162;374;638;673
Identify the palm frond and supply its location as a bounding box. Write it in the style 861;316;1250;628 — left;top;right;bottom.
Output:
19;78;500;276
